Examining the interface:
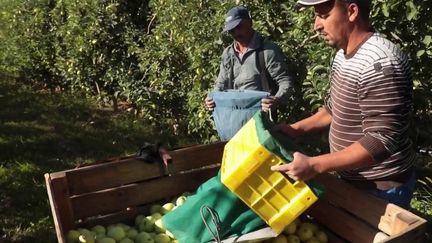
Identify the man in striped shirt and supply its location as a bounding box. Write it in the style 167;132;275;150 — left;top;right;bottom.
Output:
271;0;416;208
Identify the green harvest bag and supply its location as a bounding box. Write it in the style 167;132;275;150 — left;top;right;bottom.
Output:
162;111;324;243
162;172;266;243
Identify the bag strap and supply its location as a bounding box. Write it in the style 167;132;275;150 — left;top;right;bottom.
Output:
256;36;272;93
200;205;222;243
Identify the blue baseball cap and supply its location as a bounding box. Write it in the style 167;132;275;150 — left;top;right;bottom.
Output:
222;6;251;32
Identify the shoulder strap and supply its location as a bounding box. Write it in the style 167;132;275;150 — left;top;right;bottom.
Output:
256;36;270;92
227;46;234;90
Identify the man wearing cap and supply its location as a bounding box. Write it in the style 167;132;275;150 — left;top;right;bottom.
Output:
204;5;294;113
271;0;416;208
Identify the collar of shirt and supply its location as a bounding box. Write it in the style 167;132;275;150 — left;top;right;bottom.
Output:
233;32;260;61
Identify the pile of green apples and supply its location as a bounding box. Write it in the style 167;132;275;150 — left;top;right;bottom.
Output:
267;218;329;243
66;194;189;243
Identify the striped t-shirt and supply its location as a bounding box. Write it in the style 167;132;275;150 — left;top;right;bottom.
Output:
325;33;416;181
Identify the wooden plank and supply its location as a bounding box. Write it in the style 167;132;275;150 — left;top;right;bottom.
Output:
307;199;380;243
77;206;146;229
70;167;218;220
66;158;165;195
316;173;390;228
45;172;75;243
168;142;226;173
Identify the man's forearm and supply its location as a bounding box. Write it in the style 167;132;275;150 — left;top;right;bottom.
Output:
310;142;375;173
291;107;332;135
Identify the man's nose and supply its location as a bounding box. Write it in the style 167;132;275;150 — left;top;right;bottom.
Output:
313;17;322;32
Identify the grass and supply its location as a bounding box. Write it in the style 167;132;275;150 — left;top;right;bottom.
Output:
1;76;431;242
0;77;180;242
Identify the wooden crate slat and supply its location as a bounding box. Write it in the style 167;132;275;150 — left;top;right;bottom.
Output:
45;172;75;243
307;199;380;243
168;142;226;173
316;173;391;228
77;207;144;229
66;158;165;195
70;167;218;220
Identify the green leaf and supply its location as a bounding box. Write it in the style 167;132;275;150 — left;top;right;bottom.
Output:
423;35;432;46
382;3;389;17
416;50;425;57
405;1;418;20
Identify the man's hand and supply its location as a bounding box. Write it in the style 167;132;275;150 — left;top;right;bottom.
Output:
204;96;215;111
270;152;319;181
261;96;279;112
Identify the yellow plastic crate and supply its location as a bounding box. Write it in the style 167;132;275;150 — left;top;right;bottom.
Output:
221;116;318;234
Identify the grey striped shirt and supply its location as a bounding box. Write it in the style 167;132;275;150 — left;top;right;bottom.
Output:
325;33;415;181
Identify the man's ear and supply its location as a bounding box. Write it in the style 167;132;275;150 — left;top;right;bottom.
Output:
347;3;360;22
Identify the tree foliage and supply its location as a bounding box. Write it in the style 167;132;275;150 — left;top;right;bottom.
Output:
0;0;431;145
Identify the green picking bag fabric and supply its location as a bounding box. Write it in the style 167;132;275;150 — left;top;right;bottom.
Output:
162;172;265;243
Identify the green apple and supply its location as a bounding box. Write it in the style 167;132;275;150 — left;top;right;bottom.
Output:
107;226;126;241
151;212;162;220
119;238;134;243
138;217;154;232
150;204;162;215
283;222;297;235
94;234;106;241
135;214;145;226
286;234;300;243
78;231;95;243
106;225;116;233
91;225;106;235
116;223;130;231
135;232;155;243
160;203;175;215
95;237;115;243
315;230;328;243
175;196;187;206
271;234;287;243
154;218;166;233
78;228;92;236
67;230;81;243
293;218;301;226
296;225;314;242
300;222;318;234
127;228;138;239
154;233;171;243
305;238;321;243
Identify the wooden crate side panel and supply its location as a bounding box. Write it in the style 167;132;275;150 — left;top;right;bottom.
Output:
307;199;380;243
316;173;390;228
70;167;219;220
64;142;225;195
168;142;225;173
384;219;427;243
45;173;75;243
65;158;165;195
76;206;145;229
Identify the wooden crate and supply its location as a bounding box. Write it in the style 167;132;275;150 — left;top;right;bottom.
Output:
45;142;427;243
